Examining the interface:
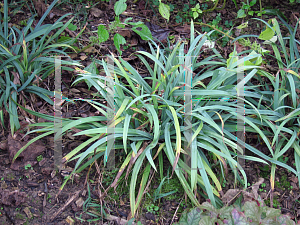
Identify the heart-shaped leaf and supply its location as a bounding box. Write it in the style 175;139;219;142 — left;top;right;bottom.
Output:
114;33;126;55
159;2;170;21
97;25;109;44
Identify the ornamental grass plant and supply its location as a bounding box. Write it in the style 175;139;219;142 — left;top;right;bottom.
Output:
0;0;80;134
15;21;278;217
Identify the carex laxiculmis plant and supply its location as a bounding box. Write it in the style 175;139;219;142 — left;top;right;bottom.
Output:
0;0;81;135
233;17;300;207
17;22;268;217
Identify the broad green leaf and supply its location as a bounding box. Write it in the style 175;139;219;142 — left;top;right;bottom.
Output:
258;27;275;40
174;208;202;225
231;208;247;225
97;25;109;44
237;9;246;18
114;33;126;55
132;24;152;40
237;21;248;29
67;23;77;31
243;201;260;222
159;2;170;21
193;12;199;19
114;0;127;16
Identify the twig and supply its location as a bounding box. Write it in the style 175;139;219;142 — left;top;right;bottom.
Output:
49;190;81;222
170;198;183;225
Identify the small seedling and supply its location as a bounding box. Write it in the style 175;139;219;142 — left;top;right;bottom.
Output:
175;15;183;23
183;4;189;12
222;180;227;188
47;193;51;203
191;4;202;19
201;3;208;10
36;155;43;162
25;164;31;170
278;156;288;164
146;204;159;214
224;20;233;28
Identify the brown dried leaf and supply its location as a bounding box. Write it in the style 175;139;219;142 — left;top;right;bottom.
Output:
69;88;82;93
8;135;45;170
1;189;26;206
75;197;84;208
0;140;8;150
79;55;88;61
118;29;132;38
251;177;264;199
12;71;20;85
222;189;241;205
34;0;47;18
90;7;104;17
241;190;255;202
83;46;96;53
24;207;33;219
290;175;298;184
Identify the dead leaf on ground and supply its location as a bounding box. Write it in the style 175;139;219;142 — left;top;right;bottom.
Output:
12;71;20;85
79;55;88;61
83;46;96;53
34;0;47;18
0;140;8;150
145;22;170;42
174;23;190;34
0;189;26;206
222;189;241;205
130;37;138;46
251;177;264;199
118;29;132;38
291;182;299;190
90;7;104;17
241;190;255;202
24;207;33;219
75;197;84;208
66;216;75;225
290;175;298;184
69;53;78;59
8;135;46;170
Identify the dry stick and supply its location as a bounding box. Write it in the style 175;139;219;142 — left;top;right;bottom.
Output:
170;198;184;225
50;190;81;222
105;214;134;225
193;22;235;41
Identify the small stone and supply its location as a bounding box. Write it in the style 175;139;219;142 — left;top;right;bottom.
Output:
1;181;7;189
90;7;104;17
38;158;46;166
291;182;299;190
75;197;84;208
32;191;38;198
51;170;56;178
79;55;88;61
66;216;75;225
